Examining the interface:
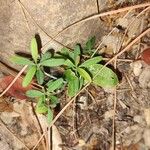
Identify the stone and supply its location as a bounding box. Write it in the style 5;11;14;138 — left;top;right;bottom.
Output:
0;0;104;70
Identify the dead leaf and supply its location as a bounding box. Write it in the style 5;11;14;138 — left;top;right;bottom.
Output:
141;48;150;65
0;75;32;100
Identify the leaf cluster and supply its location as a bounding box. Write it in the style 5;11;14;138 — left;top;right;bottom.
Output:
10;36;119;123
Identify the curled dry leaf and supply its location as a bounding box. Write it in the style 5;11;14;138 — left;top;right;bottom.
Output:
0;75;32;100
141;48;150;65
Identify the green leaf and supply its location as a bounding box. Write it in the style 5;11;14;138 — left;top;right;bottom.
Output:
40;51;52;62
40;58;65;67
64;59;75;68
85;36;96;50
79;56;103;67
26;90;44;98
61;47;70;55
68;78;79;97
31;37;38;63
49;95;59;108
47;108;53;124
36;68;44;85
47;78;64;92
36;96;48;114
64;69;75;81
77;67;91;82
50;95;59;104
74;44;81;66
22;66;36;87
88;64;119;88
10;55;35;65
79;77;84;90
65;69;79;97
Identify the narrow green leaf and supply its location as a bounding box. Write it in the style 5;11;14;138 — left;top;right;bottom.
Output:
85;36;96;50
10;55;34;65
40;51;52;62
79;56;103;67
64;59;75;68
47;108;53;124
61;47;70;55
36;68;44;85
22;66;36;87
36;96;48;114
50;95;59;105
68;78;79;97
49;95;59;108
65;69;79;97
88;64;119;88
77;67;91;82
47;78;64;92
26;90;44;98
31;37;38;63
79;77;84;90
64;69;76;81
40;58;65;67
74;44;81;66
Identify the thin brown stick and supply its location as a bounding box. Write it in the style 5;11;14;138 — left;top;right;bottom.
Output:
17;0;31;32
32;28;150;149
0;65;28;97
112;88;117;150
103;58;133;62
124;73;134;91
0;119;30;150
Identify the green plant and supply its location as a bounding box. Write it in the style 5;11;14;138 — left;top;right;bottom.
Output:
11;37;65;87
10;36;119;123
60;45;103;96
82;36;96;55
60;38;118;97
26;78;64;123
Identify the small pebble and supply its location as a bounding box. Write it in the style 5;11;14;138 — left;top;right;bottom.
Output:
130;61;142;76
